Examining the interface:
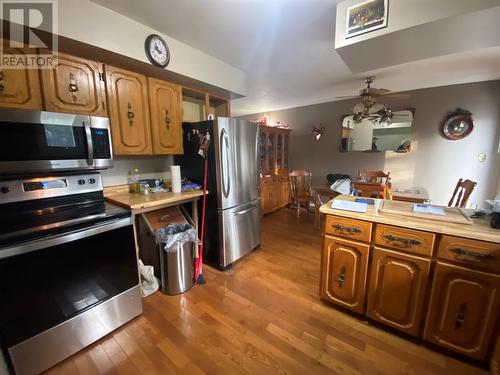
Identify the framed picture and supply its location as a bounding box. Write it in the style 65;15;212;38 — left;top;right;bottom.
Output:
346;0;388;39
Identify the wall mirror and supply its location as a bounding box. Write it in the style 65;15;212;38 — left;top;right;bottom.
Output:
340;109;414;152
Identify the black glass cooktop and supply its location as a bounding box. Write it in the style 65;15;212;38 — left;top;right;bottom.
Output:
0;192;131;247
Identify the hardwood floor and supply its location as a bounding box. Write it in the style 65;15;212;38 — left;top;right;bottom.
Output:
46;209;487;375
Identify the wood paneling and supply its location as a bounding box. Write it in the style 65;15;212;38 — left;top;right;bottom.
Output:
41;53;106;116
148;78;183;154
321;235;369;313
424;262;500;361
0;40;41;109
375;224;435;257
438;235;500;273
105;65;152;155
45;209;484;375
367;247;431;336
324;216;372;243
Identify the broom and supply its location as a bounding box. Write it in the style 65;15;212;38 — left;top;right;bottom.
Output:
195;132;210;285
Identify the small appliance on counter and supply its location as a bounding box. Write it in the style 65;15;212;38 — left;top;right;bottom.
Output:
0;109;142;375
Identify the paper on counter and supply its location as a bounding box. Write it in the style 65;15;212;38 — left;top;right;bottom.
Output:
413;204;445;216
331;200;368;213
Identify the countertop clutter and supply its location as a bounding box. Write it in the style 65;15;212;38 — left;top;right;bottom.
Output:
320;195;499;243
319;195;500;362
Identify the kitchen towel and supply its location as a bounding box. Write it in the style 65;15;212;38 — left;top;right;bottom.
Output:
170;165;182;193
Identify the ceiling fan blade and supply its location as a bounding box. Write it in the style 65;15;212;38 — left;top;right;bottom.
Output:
380;93;411;99
336;95;359;99
367;88;391;96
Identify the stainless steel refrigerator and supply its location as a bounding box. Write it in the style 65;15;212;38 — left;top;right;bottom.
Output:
174;117;260;269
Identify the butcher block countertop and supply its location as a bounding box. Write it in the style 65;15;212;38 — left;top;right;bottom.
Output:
320;195;500;244
104;185;204;213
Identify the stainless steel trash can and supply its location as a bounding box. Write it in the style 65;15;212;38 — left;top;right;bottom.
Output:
137;207;196;295
159;240;194;295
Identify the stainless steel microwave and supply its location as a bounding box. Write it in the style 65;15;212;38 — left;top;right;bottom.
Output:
0;108;113;174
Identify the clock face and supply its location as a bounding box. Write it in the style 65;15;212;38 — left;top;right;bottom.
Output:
145;34;170;67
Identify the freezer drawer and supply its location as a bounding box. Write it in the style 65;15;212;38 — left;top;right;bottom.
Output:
218;200;261;267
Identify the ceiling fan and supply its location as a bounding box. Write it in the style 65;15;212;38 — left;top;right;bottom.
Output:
337;76;410;124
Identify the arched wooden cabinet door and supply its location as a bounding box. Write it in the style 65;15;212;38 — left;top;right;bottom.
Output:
41;53;106;116
423;262;500;360
148;78;183;154
367;247;430;336
320;235;369;314
0;40;41;110
105;65;152;155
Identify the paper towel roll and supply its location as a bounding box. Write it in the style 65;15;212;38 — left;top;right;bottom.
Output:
170;165;181;193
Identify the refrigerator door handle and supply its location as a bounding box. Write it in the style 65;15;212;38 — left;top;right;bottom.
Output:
220;127;230;198
230;205;258;216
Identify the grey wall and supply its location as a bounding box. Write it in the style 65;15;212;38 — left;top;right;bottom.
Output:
240;80;500;208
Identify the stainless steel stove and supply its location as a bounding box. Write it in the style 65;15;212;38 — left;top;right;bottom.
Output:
0;109;142;375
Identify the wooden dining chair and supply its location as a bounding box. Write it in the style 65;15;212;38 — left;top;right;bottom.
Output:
353;170;390;198
448;178;477;208
289;170;312;218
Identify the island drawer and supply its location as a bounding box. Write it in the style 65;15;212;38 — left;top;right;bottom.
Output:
374;224;435;257
437;235;500;273
324;215;372;243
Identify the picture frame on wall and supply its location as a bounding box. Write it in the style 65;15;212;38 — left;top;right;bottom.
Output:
346;0;388;39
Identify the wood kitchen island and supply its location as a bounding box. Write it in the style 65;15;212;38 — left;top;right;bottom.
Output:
319;195;500;367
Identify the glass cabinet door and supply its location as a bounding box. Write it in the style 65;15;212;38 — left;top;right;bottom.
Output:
267;131;274;174
284;132;289;169
276;132;283;171
259;130;266;175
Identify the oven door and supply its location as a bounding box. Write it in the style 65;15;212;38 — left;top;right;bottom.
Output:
0;216;140;373
0;109;112;174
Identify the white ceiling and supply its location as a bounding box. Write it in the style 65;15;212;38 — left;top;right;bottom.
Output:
92;0;500;116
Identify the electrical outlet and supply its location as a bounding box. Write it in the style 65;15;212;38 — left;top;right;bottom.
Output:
478;153;486;162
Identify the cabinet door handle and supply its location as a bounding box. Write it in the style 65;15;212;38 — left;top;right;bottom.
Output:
68;73;79;102
331;224;361;235
382;234;422;246
449;247;495;262
127;102;135;126
337;266;346;288
0;70;4;92
455;303;467;329
165;109;171;129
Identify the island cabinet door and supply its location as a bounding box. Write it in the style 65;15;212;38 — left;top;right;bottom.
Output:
0;40;42;110
367;247;431;336
423;262;500;360
148;78;183;154
105;65;152;155
41;53;107;116
321;235;369;314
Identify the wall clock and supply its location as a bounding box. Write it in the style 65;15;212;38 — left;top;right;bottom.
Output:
145;34;170;68
440;108;474;140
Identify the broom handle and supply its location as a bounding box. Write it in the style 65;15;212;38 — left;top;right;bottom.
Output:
196;157;209;280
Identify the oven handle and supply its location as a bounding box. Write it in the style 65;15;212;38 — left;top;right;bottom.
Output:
84;121;94;167
0;217;132;260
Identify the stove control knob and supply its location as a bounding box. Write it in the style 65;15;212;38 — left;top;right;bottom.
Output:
88;178;96;184
0;186;9;194
77;179;86;185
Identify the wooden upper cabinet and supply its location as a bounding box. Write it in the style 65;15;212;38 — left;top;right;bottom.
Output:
105;65;152;155
0;40;41;109
321;235;369;314
367;247;431;336
148;78;183;154
41;53;106;116
424;262;500;360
